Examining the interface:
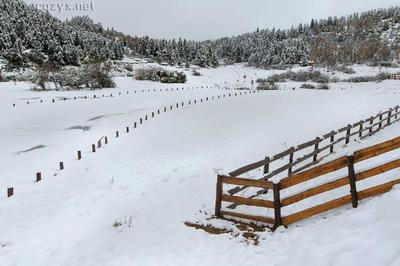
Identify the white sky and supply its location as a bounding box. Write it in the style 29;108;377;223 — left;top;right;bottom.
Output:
24;0;400;40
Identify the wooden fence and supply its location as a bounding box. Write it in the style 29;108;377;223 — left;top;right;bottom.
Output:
215;136;400;230
226;106;400;200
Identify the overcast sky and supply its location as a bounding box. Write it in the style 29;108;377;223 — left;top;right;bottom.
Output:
25;0;400;40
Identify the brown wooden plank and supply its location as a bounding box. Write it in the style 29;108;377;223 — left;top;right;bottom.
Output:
356;159;400;182
280;156;348;189
220;210;275;225
221;194;274;208
281;176;349;207
229;159;267;176
296;138;320;151
264;163;292;179
354;137;400;162
322;131;336;140
358;179;400;201
291;160;319;175
272;148;293;161
282;194;353;225
221;176;273;189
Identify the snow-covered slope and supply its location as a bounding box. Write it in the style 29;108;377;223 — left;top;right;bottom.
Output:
1;64;400;265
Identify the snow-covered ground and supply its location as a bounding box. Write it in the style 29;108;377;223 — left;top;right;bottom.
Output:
1;64;400;265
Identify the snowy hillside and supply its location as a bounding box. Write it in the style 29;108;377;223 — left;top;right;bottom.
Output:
1;64;400;265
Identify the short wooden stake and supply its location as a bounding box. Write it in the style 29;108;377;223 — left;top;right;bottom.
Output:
116;131;119;138
7;187;14;197
152;112;154;117
59;162;64;170
126;126;130;133
140;118;143;124
77;151;82;160
134;122;137;128
105;137;108;144
36;172;42;182
92;144;96;153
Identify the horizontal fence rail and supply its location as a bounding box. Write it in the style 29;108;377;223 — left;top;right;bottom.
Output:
215;136;400;230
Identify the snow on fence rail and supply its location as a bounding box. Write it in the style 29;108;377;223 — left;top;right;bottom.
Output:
226;105;400;203
215;136;400;230
5;88;260;198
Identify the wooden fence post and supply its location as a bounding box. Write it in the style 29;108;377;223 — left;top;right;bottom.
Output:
388;109;392;125
347;155;359;208
116;131;119;138
359;121;364;138
263;157;270;175
7;187;14;197
126;126;130;133
288;148;295;176
215;175;223;217
36;172;42;182
313;137;320;162
369;117;374;135
273;183;282;231
77;151;82;160
92;144;96;153
330;131;335;153
105;137;108;144
378;113;383;130
59;162;64;170
395;106;399;120
345;125;352;144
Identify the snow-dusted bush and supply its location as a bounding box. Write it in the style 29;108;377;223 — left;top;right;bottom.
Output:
135;67;187;83
317;83;330;90
300;83;316;89
257;79;279;90
331;65;355;74
31;63;115;90
267;71;329;83
192;69;201;76
344;72;389;83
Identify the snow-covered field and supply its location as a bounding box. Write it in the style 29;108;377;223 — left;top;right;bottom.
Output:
1;64;400;266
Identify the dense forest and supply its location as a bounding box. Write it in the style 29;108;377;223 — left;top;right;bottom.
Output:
0;0;125;68
0;0;399;69
123;6;400;67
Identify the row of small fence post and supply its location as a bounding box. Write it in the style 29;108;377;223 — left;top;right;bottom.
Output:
6;88;259;198
11;85;214;107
